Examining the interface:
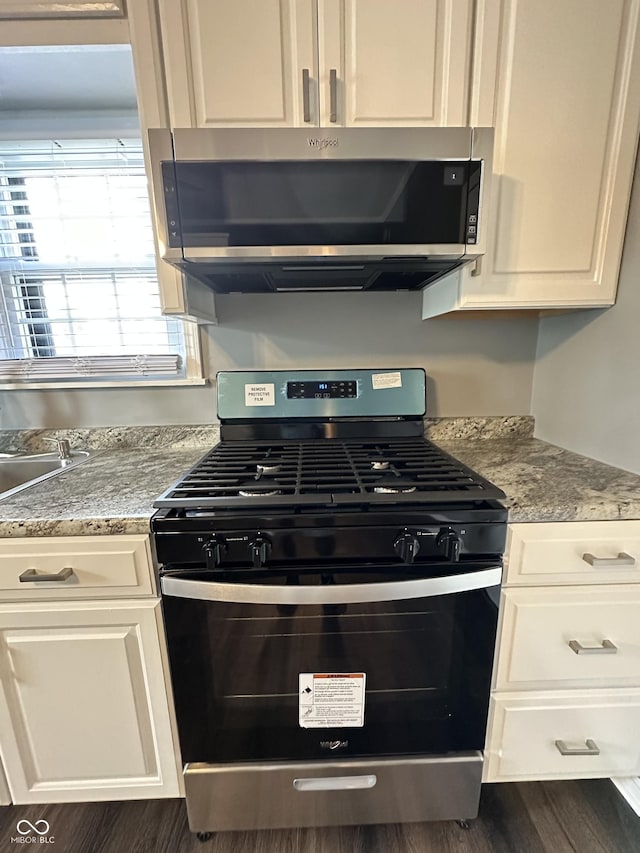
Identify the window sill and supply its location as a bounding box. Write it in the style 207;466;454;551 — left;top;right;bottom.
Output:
0;378;209;391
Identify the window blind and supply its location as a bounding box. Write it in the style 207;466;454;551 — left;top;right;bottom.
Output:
0;139;183;381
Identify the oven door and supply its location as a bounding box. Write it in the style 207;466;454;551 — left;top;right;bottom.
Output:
161;563;500;765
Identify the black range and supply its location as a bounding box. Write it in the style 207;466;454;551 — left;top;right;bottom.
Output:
152;369;507;838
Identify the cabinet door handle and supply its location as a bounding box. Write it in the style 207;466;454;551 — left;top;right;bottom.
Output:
19;567;74;583
302;69;311;123
568;638;617;655
329;69;337;122
555;739;600;757
582;551;636;567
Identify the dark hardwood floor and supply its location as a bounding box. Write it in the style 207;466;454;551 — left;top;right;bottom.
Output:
1;780;638;853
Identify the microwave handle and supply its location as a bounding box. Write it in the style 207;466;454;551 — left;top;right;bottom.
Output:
161;567;501;605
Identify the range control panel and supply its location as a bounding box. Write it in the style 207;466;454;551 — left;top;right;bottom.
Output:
216;368;426;420
287;380;357;400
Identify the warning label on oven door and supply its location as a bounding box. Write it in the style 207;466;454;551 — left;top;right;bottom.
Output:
299;673;366;728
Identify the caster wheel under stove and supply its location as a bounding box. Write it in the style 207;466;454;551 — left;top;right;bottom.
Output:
196;831;213;842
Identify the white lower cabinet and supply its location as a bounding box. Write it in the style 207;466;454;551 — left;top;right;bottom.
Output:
0;599;181;804
0;759;9;806
485;690;640;782
0;534;182;804
486;519;640;783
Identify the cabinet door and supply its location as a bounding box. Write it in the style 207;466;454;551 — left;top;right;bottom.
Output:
485;690;640;782
0;601;180;803
423;0;640;315
496;586;640;691
318;0;472;126
158;0;318;128
0;760;9;806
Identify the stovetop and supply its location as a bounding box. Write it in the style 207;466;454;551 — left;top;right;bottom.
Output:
154;437;506;510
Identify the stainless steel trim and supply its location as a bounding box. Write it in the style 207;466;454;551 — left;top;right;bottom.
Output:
302;69;311;122
170;126;475;161
148;128;183;262
161;566;501;604
568;639;618;655
582;551;636;567
555;739;600;757
293;775;376;792
470;127;494;257
183;753;483;832
329;69;338;122
182;244;471;261
275;286;364;291
19;567;74;583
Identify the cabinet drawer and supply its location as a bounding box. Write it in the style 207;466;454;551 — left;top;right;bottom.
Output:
496;586;640;690
506;522;640;586
0;536;154;600
485;691;640;782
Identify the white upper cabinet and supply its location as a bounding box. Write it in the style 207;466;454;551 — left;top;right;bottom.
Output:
318;0;472;126
423;0;640;315
158;0;317;128
157;0;473;128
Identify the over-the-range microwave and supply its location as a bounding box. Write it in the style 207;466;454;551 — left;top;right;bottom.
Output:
148;127;493;294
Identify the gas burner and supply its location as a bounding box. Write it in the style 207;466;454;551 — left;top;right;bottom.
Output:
373;484;417;494
256;463;281;476
238;487;283;497
371;460;390;471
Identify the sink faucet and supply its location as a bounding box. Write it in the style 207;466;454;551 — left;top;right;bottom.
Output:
43;437;72;461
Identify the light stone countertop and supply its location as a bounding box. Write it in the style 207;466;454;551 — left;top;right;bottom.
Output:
437;438;640;522
0;420;638;537
0;447;208;537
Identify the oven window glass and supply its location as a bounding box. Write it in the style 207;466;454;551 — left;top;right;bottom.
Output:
163;567;498;763
167;160;480;247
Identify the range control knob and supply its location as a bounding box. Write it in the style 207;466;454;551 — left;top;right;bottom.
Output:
203;535;227;569
394;530;420;564
249;533;271;568
436;527;462;562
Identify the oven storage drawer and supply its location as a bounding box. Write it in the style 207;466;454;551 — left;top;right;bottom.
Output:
484;690;640;782
0;536;155;601
184;754;482;831
495;585;640;690
505;522;640;586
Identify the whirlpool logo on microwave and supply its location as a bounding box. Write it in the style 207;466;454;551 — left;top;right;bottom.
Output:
307;138;339;149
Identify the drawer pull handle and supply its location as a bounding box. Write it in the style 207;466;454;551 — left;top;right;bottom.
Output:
568;639;617;655
293;774;377;792
582;552;636;567
19;567;74;583
555;739;600;757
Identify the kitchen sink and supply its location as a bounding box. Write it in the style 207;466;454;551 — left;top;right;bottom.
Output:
0;451;91;501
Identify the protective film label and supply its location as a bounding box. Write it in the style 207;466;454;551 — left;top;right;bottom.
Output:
372;371;402;390
299;673;366;728
244;383;275;406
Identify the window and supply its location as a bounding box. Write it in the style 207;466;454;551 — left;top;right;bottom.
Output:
0;138;185;382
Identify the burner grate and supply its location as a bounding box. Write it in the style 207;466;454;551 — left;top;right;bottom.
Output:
155;439;505;508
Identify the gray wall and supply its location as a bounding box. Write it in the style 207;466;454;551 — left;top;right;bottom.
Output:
0;292;539;428
532;149;640;474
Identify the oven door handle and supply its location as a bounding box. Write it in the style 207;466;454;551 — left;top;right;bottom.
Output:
160;567;502;604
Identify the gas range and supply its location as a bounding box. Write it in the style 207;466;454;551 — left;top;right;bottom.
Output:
152;368;507;836
153;430;507;570
154;435;505;507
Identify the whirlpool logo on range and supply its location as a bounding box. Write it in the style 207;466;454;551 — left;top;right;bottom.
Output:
11;819;55;845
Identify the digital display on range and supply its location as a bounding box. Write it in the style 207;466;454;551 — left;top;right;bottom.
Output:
287;380;357;399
